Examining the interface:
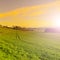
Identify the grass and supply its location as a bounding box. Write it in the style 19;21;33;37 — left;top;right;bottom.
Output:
0;27;60;60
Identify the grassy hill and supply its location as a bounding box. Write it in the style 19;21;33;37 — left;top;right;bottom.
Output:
0;27;60;60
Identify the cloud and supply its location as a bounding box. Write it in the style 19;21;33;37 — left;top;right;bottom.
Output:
0;0;60;27
0;1;59;18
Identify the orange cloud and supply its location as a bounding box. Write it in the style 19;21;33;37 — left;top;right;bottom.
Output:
0;1;59;18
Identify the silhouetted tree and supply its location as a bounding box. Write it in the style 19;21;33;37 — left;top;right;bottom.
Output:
12;26;22;30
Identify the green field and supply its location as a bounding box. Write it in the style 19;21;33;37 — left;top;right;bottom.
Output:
0;27;60;60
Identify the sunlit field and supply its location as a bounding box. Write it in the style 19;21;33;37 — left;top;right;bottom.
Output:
0;27;60;60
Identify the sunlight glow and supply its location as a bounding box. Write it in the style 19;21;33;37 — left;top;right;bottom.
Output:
52;13;60;27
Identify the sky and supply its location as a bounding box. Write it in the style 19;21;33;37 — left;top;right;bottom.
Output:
0;0;60;28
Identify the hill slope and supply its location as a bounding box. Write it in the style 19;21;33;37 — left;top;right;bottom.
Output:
0;27;60;60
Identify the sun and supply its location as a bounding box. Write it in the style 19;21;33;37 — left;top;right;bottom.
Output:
52;13;60;27
54;20;60;27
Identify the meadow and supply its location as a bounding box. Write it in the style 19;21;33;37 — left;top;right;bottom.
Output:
0;27;60;60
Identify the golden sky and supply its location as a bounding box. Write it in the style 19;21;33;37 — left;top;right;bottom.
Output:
0;0;60;28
